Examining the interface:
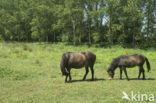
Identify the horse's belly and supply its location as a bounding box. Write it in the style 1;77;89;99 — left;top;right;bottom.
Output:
69;62;87;69
126;65;136;68
73;66;84;69
70;65;85;69
121;63;138;68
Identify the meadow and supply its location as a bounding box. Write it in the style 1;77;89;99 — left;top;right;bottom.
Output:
0;42;156;103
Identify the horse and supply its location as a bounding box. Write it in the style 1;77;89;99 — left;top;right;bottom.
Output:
60;51;96;82
107;54;150;80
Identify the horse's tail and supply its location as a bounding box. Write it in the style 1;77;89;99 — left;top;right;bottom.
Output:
145;57;150;72
60;53;69;76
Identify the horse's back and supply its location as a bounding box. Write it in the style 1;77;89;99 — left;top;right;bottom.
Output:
70;52;86;62
118;54;146;67
66;51;96;68
67;52;88;68
70;51;96;61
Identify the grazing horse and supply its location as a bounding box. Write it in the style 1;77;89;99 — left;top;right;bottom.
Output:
60;51;96;82
107;54;150;80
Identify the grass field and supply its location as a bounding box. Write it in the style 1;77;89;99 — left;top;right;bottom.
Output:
0;42;156;103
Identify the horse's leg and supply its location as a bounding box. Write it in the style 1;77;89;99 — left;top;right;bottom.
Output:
90;66;94;80
65;74;68;83
68;68;72;81
142;67;145;80
123;67;129;80
83;67;89;80
120;67;123;80
138;66;142;79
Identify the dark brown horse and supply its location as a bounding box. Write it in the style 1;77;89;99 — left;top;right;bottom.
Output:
107;54;150;80
60;51;96;82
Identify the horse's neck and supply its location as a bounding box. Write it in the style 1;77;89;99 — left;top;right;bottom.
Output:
111;65;117;71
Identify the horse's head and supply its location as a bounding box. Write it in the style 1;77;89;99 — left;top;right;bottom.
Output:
107;68;115;80
107;58;119;80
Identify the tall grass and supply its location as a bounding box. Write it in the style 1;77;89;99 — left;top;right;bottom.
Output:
0;42;156;103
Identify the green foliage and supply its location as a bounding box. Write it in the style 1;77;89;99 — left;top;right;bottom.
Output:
92;32;100;43
0;0;155;47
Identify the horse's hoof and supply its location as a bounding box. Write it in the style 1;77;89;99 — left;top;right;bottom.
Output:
82;78;85;81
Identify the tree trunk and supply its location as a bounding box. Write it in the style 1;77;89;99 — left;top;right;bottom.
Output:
109;14;113;44
46;36;48;42
147;2;150;44
54;31;55;43
88;22;91;47
79;31;81;44
72;19;76;45
132;32;136;48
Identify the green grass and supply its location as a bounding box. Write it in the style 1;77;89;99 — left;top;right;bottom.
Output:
0;42;156;103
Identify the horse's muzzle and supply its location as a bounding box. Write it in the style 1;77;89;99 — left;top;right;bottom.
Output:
108;77;112;80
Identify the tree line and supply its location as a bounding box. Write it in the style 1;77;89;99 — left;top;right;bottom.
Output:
0;0;155;47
